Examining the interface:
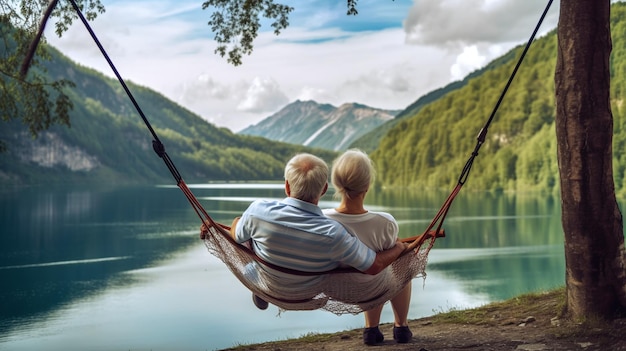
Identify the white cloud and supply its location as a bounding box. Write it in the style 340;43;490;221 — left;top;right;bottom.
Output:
450;45;486;81
404;0;560;48
43;0;561;132
296;86;332;103
179;73;232;103
237;77;289;113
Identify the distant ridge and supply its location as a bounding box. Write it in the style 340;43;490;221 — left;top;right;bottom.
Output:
239;100;399;151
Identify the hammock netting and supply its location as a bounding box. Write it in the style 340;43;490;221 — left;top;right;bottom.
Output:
200;218;441;315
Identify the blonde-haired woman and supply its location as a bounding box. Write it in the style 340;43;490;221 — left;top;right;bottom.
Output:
323;149;413;345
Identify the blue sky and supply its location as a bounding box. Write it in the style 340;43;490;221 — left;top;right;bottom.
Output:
45;0;561;132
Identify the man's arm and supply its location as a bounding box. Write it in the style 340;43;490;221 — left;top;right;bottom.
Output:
200;216;240;241
363;240;408;275
229;216;241;240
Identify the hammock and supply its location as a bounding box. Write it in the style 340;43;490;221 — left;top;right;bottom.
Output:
186;179;449;314
179;174;458;314
198;210;444;314
25;0;553;315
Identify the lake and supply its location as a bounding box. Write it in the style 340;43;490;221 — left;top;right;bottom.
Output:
0;183;567;350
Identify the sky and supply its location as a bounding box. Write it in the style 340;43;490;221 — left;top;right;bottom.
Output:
44;0;561;133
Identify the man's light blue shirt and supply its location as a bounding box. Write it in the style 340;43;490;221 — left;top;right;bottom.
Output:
235;197;376;273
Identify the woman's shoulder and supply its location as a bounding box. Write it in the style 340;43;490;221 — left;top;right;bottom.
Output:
367;210;396;223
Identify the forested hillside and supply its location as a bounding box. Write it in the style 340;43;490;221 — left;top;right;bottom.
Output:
371;2;626;197
350;62;502;153
0;35;336;186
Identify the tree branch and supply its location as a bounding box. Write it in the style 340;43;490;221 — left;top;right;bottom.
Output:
20;0;59;78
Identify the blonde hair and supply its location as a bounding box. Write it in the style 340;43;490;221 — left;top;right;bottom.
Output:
331;149;375;200
284;153;329;203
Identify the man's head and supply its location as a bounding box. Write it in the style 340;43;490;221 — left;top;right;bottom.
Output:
284;153;329;204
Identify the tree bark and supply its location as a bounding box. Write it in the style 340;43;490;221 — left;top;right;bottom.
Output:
555;0;626;319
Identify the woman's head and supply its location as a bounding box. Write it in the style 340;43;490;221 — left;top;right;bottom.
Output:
284;153;329;203
331;149;375;200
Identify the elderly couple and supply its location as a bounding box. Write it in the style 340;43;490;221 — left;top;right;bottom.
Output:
201;149;413;345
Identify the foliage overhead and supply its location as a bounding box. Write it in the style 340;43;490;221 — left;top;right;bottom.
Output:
0;0;103;152
201;0;294;66
201;0;365;65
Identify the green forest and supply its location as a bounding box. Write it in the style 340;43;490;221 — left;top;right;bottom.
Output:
370;2;626;197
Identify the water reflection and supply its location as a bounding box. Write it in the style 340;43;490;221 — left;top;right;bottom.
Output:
0;185;196;338
0;183;568;350
371;188;565;248
428;245;565;300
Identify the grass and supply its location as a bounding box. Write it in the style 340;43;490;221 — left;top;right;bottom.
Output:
225;287;569;350
428;287;565;325
223;286;626;351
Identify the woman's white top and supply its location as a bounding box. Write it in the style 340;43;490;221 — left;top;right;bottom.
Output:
322;209;398;251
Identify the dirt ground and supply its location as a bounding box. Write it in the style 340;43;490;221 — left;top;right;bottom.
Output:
221;290;626;351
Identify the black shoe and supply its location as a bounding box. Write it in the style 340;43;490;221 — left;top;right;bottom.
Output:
252;294;268;310
393;326;413;343
363;326;384;345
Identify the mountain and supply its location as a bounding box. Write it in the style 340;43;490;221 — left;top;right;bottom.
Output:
240;47;519;155
0;32;337;186
3;2;626;194
239;100;399;151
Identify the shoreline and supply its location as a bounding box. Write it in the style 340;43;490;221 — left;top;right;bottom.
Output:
220;288;626;351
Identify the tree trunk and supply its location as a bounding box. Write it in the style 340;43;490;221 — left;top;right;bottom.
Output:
555;0;626;320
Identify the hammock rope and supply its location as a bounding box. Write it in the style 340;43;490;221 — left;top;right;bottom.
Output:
59;0;553;314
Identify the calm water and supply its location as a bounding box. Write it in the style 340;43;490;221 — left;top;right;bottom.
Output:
0;183;567;350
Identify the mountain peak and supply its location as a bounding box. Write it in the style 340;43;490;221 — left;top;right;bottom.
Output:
239;100;399;151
